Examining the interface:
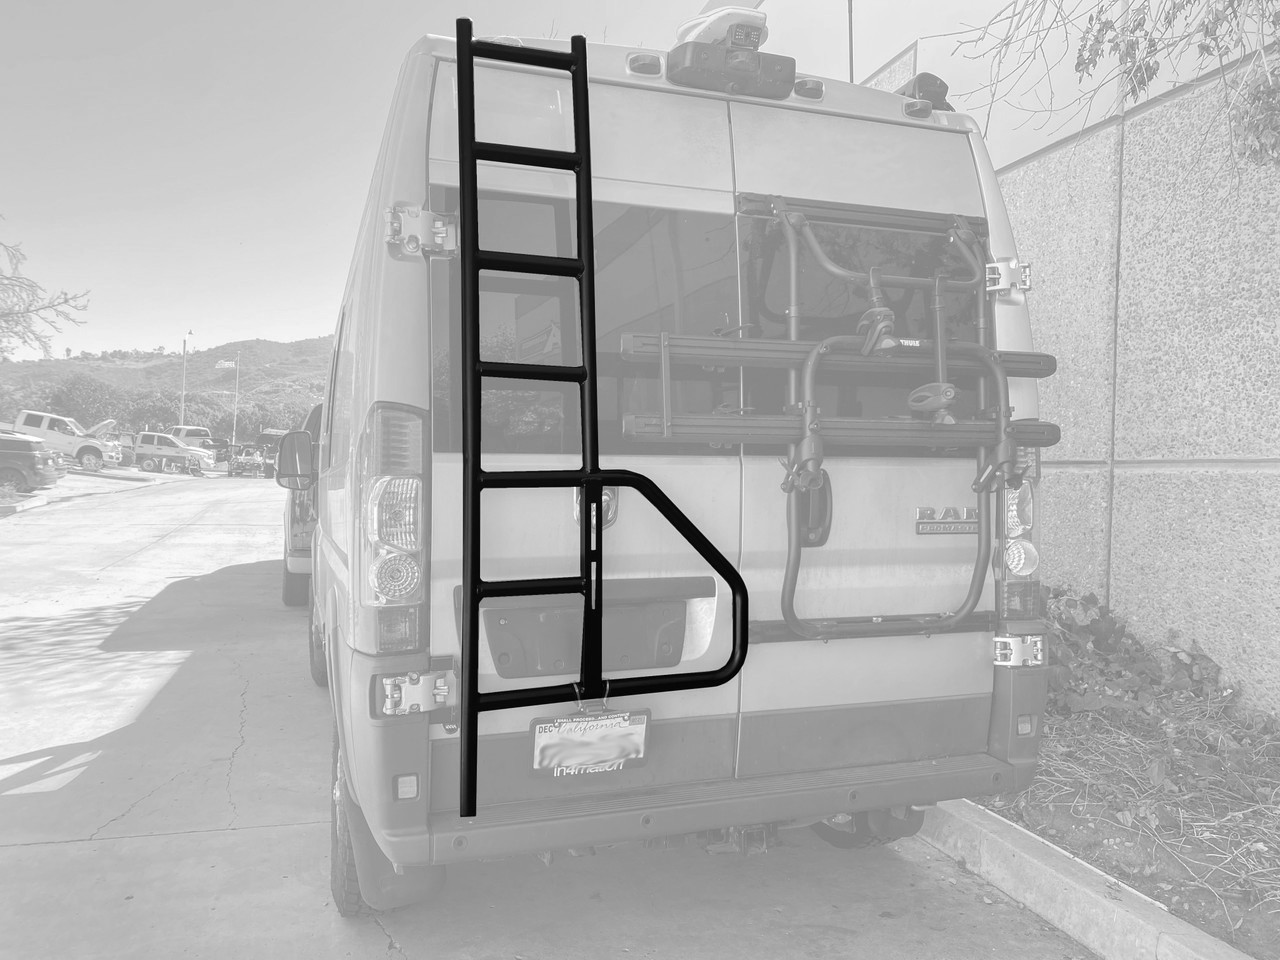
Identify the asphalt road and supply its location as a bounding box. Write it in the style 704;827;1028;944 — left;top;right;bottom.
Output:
0;475;1096;960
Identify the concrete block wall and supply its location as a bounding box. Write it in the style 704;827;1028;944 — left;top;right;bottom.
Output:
997;79;1280;715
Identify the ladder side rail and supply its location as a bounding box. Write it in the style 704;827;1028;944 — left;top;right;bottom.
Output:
455;16;486;821
570;35;606;704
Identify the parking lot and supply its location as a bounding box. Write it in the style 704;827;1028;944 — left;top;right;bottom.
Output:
0;476;1100;959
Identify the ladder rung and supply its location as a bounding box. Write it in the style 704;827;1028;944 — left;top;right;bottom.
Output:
474;142;580;170
479;360;586;383
479;576;585;600
479;470;588;489
471;40;577;71
477;251;582;278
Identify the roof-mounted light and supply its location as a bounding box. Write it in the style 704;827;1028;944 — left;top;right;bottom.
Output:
627;52;663;76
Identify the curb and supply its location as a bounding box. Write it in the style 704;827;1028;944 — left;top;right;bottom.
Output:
0;494;48;518
917;799;1251;960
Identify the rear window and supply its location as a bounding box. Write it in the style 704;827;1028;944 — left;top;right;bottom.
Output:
430;192;740;457
738;209;986;454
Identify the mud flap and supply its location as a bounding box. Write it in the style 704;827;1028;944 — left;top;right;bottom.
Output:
342;779;444;911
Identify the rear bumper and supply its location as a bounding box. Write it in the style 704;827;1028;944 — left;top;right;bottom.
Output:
376;752;1030;867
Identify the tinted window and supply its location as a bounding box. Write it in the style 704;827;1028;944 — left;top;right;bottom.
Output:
739;212;985;455
21;414;42;428
431;193;740;457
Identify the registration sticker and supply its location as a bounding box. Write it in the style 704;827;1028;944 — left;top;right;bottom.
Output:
531;711;650;777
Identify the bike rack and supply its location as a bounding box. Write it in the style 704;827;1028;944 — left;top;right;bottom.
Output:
454;19;748;818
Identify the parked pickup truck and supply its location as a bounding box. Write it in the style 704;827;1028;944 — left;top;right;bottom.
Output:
0;411;124;471
134;431;214;473
165;425;231;462
0;430;63;493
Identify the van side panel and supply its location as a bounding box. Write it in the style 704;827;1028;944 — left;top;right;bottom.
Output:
328;46;435;822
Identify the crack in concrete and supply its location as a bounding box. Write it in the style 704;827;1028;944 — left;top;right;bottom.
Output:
88;770;185;841
3;820;328;849
370;914;411;959
225;671;250;829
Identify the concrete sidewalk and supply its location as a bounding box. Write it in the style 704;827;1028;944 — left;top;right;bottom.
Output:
918;799;1250;960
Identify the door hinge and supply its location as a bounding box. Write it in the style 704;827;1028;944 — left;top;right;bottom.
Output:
994;635;1044;667
985;258;1032;294
380;670;455;716
384;204;456;260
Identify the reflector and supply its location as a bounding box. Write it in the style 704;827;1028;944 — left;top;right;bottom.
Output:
371;553;422;600
1004;539;1040;577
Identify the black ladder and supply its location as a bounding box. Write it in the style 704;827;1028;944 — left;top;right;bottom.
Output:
454;19;748;818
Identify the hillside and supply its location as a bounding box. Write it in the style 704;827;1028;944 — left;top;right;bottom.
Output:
0;337;333;396
0;336;333;436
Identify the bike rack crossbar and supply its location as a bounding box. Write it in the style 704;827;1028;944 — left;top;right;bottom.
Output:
454;18;748;818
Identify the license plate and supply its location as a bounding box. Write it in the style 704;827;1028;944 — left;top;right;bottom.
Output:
531;710;650;777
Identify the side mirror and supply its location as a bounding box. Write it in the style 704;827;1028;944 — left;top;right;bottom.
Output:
275;430;315;491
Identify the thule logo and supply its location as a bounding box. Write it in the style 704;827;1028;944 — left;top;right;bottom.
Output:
915;506;979;535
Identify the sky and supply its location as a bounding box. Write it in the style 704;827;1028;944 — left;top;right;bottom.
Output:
0;0;1004;360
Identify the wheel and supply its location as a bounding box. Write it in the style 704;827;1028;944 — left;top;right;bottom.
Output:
140;458;158;473
282;561;309;607
78;451;103;471
308;601;328;688
330;728;445;915
809;807;926;849
331;732;364;918
0;468;30;494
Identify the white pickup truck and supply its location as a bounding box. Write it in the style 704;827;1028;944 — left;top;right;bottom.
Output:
0;410;124;470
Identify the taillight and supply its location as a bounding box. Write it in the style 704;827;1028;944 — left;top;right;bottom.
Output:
996;446;1044;625
357;404;428;655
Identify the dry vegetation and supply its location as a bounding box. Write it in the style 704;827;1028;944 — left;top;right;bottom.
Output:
982;590;1280;958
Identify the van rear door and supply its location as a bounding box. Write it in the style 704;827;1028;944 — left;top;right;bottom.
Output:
427;60;745;810
729;105;997;778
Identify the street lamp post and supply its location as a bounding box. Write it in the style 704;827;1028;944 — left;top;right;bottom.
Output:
179;329;194;424
215;354;241;447
231;352;240;447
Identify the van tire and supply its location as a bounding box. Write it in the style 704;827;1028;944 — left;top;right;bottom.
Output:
282;564;309;607
331;732;364;917
331;727;445;914
308;603;328;688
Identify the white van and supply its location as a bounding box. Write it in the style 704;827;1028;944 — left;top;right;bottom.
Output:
276;11;1059;915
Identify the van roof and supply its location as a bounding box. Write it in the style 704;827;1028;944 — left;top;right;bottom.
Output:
410;34;980;134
